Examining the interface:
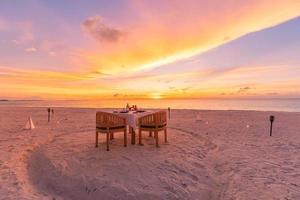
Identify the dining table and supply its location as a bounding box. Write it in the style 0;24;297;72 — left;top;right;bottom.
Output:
111;110;152;144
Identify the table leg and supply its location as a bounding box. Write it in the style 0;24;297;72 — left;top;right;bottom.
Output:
130;127;136;145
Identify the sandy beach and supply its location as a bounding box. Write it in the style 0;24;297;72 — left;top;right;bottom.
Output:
0;107;300;200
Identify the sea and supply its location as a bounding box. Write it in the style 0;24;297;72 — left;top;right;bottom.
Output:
0;99;300;112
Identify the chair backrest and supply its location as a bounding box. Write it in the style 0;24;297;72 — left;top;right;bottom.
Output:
139;111;167;126
96;111;126;128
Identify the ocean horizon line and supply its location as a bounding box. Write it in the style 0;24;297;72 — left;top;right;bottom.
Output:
2;97;300;101
1;98;300;112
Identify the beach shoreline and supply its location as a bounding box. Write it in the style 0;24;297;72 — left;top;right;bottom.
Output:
0;107;300;199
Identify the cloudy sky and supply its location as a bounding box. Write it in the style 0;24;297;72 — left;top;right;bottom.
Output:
0;0;300;99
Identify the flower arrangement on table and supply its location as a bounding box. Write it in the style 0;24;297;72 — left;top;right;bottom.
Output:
126;103;138;111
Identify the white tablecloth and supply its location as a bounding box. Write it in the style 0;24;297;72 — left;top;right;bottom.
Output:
112;111;152;129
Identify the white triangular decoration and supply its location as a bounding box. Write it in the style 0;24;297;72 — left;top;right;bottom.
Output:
24;117;35;130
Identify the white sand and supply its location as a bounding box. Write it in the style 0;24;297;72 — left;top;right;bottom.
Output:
0;107;300;199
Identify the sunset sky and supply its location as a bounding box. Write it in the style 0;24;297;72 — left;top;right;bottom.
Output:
1;0;300;100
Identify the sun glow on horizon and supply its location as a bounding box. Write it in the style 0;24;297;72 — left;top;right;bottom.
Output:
149;93;162;100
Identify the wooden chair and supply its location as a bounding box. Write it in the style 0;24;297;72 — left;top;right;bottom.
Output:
96;111;127;151
138;111;167;147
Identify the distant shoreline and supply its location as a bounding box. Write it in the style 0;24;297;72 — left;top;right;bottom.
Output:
0;100;42;102
1;98;300;101
1;99;299;112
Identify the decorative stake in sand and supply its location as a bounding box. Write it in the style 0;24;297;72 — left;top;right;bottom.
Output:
24;117;35;130
269;115;275;136
168;107;171;119
47;108;51;122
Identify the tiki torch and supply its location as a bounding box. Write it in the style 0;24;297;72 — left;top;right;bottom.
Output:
47;108;51;122
269;115;275;136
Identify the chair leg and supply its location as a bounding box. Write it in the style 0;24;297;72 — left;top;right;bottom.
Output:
131;127;136;145
124;130;127;147
149;131;152;137
139;129;142;145
110;132;114;140
164;129;167;143
106;132;110;151
155;131;159;147
95;131;98;148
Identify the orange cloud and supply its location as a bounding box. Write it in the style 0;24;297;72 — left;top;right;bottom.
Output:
0;66;113;99
82;1;300;75
24;47;37;52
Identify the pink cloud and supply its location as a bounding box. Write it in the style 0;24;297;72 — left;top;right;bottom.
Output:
82;16;126;43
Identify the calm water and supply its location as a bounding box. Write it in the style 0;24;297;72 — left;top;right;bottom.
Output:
1;99;300;112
